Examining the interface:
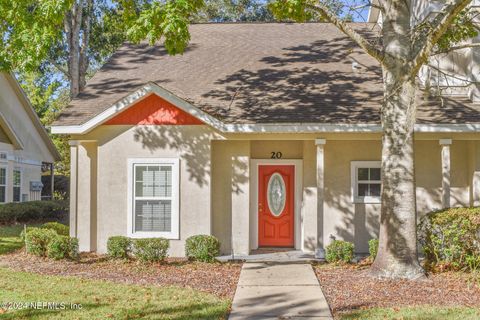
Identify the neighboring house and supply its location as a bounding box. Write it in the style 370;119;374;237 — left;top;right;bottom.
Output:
0;73;60;203
52;22;480;257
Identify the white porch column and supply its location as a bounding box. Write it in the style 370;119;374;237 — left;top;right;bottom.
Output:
315;139;326;258
231;141;250;256
69;141;78;238
440;139;452;209
70;140;98;252
472;141;480;207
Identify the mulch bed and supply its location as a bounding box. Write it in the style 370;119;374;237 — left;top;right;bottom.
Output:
0;251;242;299
314;263;480;316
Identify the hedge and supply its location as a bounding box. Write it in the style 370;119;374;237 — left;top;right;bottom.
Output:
133;238;169;262
41;222;69;236
47;235;79;260
0;200;68;224
25;228;58;257
325;240;354;263
369;238;379;259
185;235;220;262
107;236;132;259
419;207;480;272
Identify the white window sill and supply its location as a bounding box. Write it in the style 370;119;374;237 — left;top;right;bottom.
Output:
127;232;179;239
353;197;381;204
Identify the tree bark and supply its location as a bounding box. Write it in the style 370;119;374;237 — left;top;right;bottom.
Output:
79;0;93;93
369;0;425;279
371;70;425;279
66;0;85;98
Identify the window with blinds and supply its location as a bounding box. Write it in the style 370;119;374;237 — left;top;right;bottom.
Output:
128;159;179;238
0;167;6;203
134;165;172;232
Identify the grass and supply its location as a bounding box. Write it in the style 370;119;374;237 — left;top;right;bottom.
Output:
0;224;41;255
0;267;230;319
341;306;480;320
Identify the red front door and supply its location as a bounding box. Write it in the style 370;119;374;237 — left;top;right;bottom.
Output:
258;165;294;247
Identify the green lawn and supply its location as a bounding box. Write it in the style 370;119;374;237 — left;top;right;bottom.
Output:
0;224;31;255
341;306;480;320
0;224;46;255
0;267;230;319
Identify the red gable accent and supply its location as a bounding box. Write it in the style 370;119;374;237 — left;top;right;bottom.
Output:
104;94;203;125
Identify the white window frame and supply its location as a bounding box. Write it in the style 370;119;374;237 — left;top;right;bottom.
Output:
0;166;7;203
351;161;382;204
12;167;22;203
127;158;180;239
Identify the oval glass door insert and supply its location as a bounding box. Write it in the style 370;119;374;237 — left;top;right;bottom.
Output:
267;173;286;217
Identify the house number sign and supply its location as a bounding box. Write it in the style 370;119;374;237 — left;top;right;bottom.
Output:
270;152;283;159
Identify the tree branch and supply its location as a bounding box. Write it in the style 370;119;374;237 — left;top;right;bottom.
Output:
49;59;70;78
409;0;473;77
427;63;479;85
305;3;391;67
432;42;480;55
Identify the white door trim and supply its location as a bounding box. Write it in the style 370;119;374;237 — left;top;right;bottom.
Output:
250;159;303;251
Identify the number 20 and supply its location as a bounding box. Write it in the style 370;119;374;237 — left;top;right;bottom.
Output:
270;152;283;159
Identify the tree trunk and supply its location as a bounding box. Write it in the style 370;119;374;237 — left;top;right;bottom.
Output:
79;0;93;93
66;0;84;98
371;69;425;279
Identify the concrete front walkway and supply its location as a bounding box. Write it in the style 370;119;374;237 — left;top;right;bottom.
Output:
229;262;333;319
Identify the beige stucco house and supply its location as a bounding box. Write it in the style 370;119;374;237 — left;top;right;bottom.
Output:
51;22;480;257
0;73;60;203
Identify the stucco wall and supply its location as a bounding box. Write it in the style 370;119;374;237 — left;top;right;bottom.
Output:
322;139;471;253
72;128;477;256
73;125;214;256
0;72;51;203
0;74;56;164
322;140;381;253
213;138;473;255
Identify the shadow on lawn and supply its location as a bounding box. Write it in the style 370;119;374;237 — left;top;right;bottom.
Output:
0;303;106;320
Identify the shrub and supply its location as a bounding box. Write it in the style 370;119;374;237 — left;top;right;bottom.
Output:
133;238;169;262
42;222;69;236
25;228;57;257
20;226;36;241
419;207;480;272
20;222;69;241
325;240;354;263
369;238;379;259
47;235;79;260
185;235;220;262
107;236;132;259
0;200;68;224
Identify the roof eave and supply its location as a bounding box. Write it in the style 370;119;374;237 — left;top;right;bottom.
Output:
50;82;480;134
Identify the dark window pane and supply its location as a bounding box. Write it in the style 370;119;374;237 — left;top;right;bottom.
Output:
370;183;381;196
0;186;5;202
370;168;381;180
358;183;369;196
13;187;20;202
0;168;5;185
135;166;147;181
358;168;369;180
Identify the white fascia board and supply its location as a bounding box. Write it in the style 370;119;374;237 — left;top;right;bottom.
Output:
414;124;480;132
222;123;382;133
50;82;480;135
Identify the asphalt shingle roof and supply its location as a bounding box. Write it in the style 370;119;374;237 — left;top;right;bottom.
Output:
53;23;480;126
